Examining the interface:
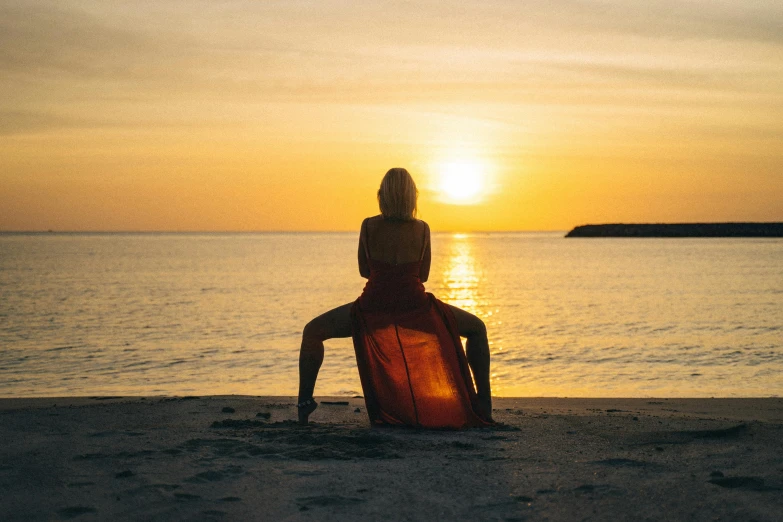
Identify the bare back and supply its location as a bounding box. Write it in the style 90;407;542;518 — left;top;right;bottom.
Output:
364;216;427;264
359;216;431;281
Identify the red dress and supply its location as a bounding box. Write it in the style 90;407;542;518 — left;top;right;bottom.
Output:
350;226;491;429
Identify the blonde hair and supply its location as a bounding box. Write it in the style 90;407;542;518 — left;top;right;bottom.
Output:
377;168;418;221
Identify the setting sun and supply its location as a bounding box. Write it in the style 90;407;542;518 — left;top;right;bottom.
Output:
0;1;781;233
437;161;486;205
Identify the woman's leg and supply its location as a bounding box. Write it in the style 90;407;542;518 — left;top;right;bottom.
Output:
298;302;353;425
447;305;493;421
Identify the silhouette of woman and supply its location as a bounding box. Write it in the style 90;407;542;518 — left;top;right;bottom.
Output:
297;168;493;428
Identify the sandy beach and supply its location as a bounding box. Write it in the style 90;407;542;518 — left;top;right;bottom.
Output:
1;396;781;521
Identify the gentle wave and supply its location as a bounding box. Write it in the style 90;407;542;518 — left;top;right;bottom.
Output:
0;232;781;397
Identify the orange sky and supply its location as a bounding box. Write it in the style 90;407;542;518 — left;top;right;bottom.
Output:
1;1;781;231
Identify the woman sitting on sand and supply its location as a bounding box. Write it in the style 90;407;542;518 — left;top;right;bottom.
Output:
297;168;493;428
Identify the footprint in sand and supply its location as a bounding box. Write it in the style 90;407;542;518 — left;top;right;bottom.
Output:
296;495;365;511
186;470;224;483
186;466;244;483
592;458;664;470
635;424;749;446
57;506;97;519
211;419;267;428
708;476;781;491
573;484;624;496
174;493;201;501
147;484;180;492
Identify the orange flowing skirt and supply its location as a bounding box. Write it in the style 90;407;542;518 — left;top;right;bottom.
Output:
351;293;492;429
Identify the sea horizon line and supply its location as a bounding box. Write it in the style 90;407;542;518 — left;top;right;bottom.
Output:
3;221;782;235
0;229;569;235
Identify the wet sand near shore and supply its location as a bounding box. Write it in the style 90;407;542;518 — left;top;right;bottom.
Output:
1;397;781;521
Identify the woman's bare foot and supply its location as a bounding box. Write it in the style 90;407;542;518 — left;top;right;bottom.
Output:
297;399;318;426
476;394;493;422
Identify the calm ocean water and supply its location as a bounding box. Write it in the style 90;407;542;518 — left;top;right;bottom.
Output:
1;232;781;398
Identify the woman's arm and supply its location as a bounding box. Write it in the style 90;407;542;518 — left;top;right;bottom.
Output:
419;222;431;282
358;218;370;279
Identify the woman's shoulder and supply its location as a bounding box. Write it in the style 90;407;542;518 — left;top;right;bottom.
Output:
363;216;429;231
362;215;382;232
413;218;430;233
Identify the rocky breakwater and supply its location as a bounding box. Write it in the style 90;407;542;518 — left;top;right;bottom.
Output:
566;223;783;238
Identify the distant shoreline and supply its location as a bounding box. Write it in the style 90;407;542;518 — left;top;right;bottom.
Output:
566;222;783;238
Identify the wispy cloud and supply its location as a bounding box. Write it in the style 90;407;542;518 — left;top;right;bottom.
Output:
0;0;781;230
0;0;781;134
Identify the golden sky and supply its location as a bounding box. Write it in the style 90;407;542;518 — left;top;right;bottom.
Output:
1;0;781;231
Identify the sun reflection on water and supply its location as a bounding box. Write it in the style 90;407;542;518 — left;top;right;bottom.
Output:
442;234;481;315
440;234;504;394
